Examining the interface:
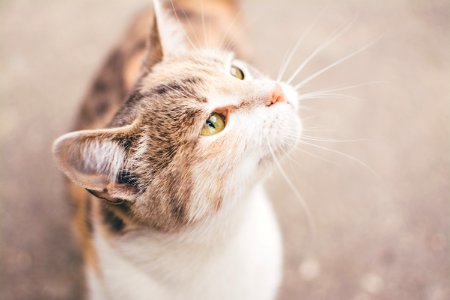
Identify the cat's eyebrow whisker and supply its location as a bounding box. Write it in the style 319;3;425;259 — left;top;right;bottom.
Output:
179;4;204;48
285;17;357;85
266;138;317;240
168;0;199;50
222;38;235;53
294;35;383;90
298;140;379;177
276;9;324;82
200;0;209;48
218;7;243;52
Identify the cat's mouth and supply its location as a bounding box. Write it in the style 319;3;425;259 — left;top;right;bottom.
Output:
260;96;302;164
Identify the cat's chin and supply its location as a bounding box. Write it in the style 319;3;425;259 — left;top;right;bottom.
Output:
258;136;299;168
264;113;302;157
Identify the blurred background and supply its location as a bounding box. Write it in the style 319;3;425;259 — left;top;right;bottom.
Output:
0;0;449;299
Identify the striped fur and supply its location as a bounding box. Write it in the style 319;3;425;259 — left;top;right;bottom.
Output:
53;0;302;299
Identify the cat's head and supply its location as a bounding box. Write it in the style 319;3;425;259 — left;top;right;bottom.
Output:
53;1;302;231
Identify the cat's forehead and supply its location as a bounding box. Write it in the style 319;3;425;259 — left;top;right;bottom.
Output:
157;50;232;75
177;49;233;66
137;50;245;108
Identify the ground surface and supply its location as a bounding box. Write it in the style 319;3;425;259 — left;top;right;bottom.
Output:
0;0;449;299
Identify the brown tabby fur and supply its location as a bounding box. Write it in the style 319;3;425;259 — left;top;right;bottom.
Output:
65;0;248;274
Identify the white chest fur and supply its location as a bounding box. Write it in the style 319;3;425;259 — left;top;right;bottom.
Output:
88;185;282;300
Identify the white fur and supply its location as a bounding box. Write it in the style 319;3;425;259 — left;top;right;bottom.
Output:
89;184;282;300
53;131;126;185
82;140;125;180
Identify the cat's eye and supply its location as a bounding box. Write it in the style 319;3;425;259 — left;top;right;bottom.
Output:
201;113;226;136
230;65;245;80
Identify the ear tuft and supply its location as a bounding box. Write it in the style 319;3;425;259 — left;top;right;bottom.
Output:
80;139;125;181
52;129;127;192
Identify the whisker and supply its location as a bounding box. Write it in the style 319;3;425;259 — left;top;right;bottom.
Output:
302;128;333;133
299;140;379;177
300;115;320;123
291;147;340;166
200;0;209;47
298;105;320;113
276;8;325;81
218;7;244;51
176;2;203;48
285;17;357;85
299;92;362;101
168;0;198;50
266;139;317;240
295;35;383;90
300;80;386;96
302;135;369;143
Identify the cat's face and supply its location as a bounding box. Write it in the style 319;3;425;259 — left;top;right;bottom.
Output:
53;5;301;231
125;50;301;228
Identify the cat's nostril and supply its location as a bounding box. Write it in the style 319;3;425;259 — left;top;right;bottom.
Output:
267;84;285;106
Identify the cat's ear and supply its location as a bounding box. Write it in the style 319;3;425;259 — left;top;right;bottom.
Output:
52;126;138;203
145;0;188;68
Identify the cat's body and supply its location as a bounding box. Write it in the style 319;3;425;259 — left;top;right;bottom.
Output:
54;1;301;299
88;185;281;300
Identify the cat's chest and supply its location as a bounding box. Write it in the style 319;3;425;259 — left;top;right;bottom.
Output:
90;185;282;300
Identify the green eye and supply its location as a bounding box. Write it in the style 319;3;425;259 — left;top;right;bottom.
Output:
230;65;245;80
201;113;226;136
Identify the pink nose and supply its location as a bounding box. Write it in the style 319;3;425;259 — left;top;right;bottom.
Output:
267;84;285;106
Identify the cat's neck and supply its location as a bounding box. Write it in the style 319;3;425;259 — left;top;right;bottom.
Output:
100;183;262;251
88;184;282;300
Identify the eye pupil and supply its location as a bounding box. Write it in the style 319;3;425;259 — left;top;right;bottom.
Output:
201;113;226;136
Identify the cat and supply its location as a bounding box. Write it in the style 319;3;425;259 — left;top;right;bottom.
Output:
52;0;302;299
